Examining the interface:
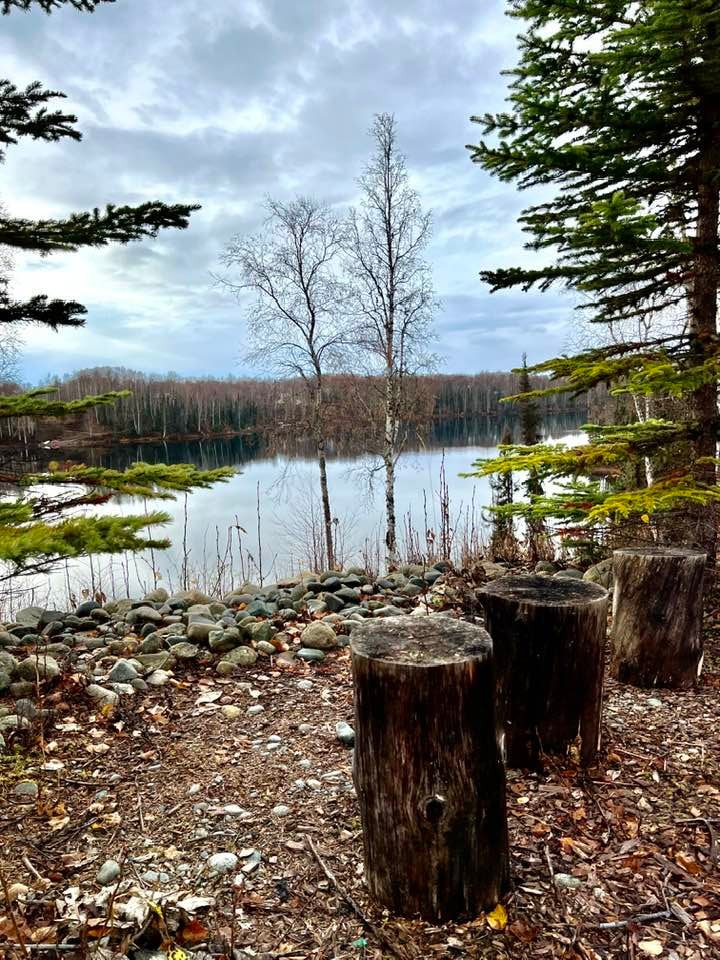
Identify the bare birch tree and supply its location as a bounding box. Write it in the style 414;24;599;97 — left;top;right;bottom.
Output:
220;197;346;569
344;113;436;567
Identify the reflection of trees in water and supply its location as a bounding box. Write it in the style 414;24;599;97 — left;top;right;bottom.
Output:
81;414;587;472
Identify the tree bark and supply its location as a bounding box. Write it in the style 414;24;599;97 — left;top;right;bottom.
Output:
312;377;335;570
479;575;609;768
383;368;398;569
611;547;706;689
351;615;509;921
689;75;720;559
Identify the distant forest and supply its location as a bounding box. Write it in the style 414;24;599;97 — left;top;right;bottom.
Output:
1;367;600;446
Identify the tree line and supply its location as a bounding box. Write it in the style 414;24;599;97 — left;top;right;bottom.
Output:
0;367;588;445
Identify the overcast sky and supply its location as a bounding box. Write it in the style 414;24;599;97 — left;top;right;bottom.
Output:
2;0;573;383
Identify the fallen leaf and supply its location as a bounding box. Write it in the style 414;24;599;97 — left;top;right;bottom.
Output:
178;918;210;945
47;815;70;832
486;904;508;931
638;941;663;957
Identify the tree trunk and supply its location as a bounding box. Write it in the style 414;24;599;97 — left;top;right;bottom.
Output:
479;575;609;768
351;615;509;921
689;85;720;559
611;547;706;689
383;370;398;569
312;379;335;570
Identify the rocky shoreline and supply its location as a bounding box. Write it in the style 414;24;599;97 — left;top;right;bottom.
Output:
0;558;612;748
0;563;450;737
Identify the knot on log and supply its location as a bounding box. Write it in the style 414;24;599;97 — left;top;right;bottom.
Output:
424;794;446;823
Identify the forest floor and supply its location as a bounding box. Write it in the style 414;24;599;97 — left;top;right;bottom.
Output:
1;585;719;960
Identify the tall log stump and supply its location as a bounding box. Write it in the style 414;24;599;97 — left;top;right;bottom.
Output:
479;575;608;768
611;546;706;688
351;615;509;922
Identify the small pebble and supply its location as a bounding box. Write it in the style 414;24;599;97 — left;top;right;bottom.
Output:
208;852;238;875
272;804;291;817
96;859;121;886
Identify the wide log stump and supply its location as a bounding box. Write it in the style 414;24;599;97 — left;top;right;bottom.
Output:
479;575;608;768
351;615;509;922
612;546;706;688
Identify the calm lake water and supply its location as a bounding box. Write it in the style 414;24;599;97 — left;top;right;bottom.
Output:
12;416;584;609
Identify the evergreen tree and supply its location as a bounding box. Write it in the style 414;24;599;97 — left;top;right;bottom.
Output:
467;0;720;556
517;354;548;560
0;0;232;578
487;428;518;561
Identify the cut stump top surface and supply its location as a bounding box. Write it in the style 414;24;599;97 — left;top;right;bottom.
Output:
479;574;608;606
612;546;706;560
350;615;492;666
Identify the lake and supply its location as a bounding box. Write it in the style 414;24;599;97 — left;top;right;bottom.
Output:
9;416;584;610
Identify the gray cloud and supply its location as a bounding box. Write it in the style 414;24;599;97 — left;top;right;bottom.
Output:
1;0;573;382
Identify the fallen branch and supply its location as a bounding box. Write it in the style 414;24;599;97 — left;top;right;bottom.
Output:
305;836;410;960
595;909;672;930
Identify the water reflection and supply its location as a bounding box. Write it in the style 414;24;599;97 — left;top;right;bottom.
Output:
12;415;586;606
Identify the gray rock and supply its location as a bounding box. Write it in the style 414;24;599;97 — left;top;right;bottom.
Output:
108;659;139;683
15;699;38;720
335;721;355;747
245;599;273;618
322;592;345;613
372;605;406;618
86;684;119;705
336;587;361;603
75;600;102;617
306;599;328;615
0;649;17;674
249;621;275;645
554;568;584;580
0;670;10;693
172;642;200;659
136;652;174;670
301;621;337;650
208;852;238;875
297;679;313;691
187;621;217;642
401;583;423;598
554;873;583;889
256;640;276;656
146;669;171;687
247;704;265;716
15;606;44;627
220;705;242;720
13;779;39;800
97;859;121;886
584;558;613;588
126;605;163;625
0;714;30;732
224;646;257;667
139;633;166;654
143;587;169;604
17;654;60;681
272;804;291;817
297;647;325;662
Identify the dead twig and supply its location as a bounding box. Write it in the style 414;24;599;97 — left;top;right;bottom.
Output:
595;909;673;930
305;836;410;960
20;856;43;884
0;863;29;958
678;817;719;866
